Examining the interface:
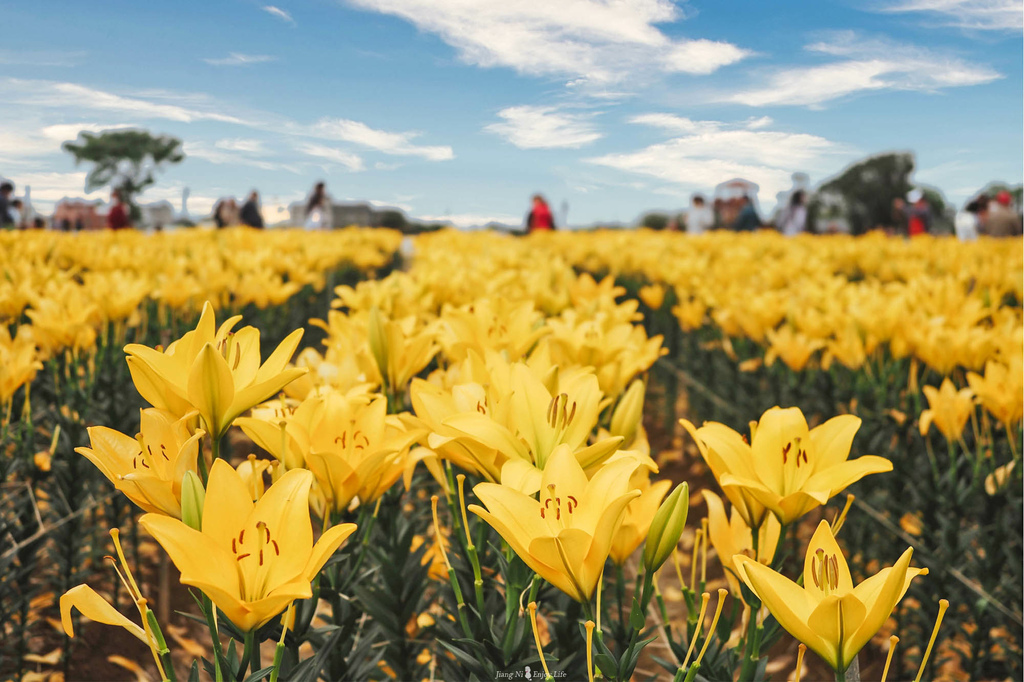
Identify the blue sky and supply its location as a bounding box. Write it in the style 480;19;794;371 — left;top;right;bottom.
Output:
1;0;1021;226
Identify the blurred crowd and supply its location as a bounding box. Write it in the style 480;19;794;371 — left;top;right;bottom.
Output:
667;187;1021;239
2;175;1022;239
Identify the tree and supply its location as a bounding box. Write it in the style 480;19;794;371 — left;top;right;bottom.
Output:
640;212;670;231
809;152;915;235
63;129;185;224
377;209;408;231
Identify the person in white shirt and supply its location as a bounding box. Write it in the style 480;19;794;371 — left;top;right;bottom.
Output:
304;181;332;230
686;194;714;235
778;190;807;237
954;196;985;241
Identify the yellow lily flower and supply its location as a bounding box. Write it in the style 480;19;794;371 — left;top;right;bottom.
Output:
764;326;825;372
237;395;326;471
919;378;974;441
125;301;306;439
61;584;148;644
444;363;621;494
685;407;892;526
680;418;768;531
76;409;204;518
437;298;550;362
701;490;780;597
672;296;707;332
139;460;356;632
469;444;641;603
638;283;666;310
734;520;927;674
410;375;506;483
985;460;1017;495
367;307;440;395
966;360;1022;428
304;394;423;515
609;476;673;566
0;326;42;409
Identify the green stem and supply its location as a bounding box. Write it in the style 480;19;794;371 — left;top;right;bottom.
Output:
202;595;225;682
466;540;486;616
239;630;255;681
446;565;473;639
249;630;261;679
268;640;286;682
615;564;626;630
338;505;376;593
146;609;177;682
738;607;761;681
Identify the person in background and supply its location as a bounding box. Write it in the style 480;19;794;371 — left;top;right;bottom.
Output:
0;181;14;228
732;194;762;232
107;189;131;230
981;190;1022;237
304;182;331;230
906;189;930;237
954;195;986;242
777;190;807;237
889;197;908;236
9;199;23;229
32;216;46;230
686;194;714;235
214;197;238;229
525;194;555;233
240;190;264;229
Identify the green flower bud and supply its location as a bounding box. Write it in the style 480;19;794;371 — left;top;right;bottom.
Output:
610;379;645;445
181;470;205;530
642;481;689;572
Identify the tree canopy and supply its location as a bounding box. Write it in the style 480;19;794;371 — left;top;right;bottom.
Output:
811;152;915;235
63;129;184;222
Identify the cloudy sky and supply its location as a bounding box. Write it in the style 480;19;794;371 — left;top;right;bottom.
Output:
1;0;1021;226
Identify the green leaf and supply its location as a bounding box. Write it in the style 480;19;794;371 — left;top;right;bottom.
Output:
594;653;618;679
630;596;646;631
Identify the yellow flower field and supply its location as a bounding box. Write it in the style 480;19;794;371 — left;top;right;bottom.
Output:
2;228;1019;682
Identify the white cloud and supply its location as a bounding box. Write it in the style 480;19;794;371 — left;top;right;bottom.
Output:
183;141;298;172
344;0;749;88
214;138;267;153
204;53;277;66
628;113;719;134
663;39;751;75
0;78;250;124
262;5;296;25
589;117;849;200
306;118;454;160
294;142;365;171
7;171;98;202
0;122;135;164
879;0;1023;30
725;34;1001;107
485;106;602;149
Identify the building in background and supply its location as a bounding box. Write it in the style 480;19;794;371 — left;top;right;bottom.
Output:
287;200;386;228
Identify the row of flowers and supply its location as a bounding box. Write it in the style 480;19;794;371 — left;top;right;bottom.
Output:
0;227;402;413
61;265;947;681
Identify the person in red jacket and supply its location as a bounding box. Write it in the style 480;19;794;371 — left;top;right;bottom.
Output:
525;194;555;233
107;189;131;230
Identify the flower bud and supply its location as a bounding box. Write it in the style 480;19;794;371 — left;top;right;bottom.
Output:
610;379;645;445
367;306;389;388
180;470;205;530
642;481;689;572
